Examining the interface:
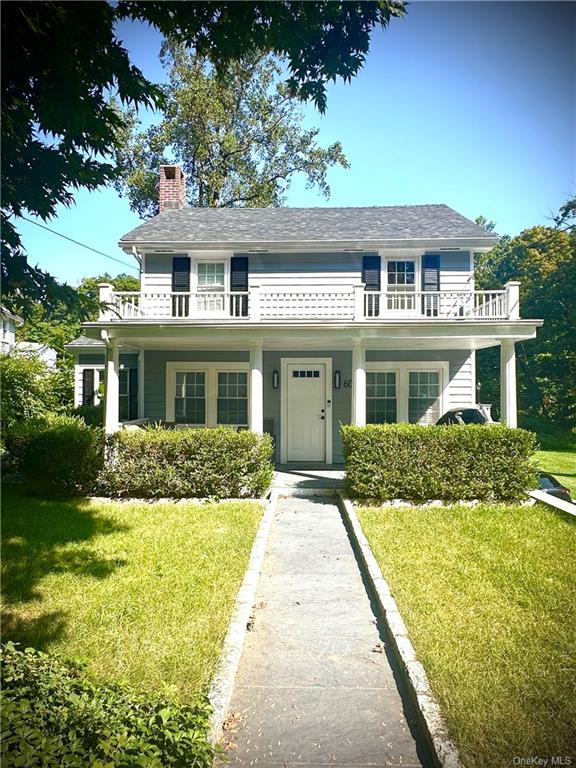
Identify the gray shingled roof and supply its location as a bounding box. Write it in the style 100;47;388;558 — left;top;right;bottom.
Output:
119;205;496;245
65;335;105;349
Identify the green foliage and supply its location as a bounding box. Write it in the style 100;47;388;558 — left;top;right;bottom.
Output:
2;0;404;313
0;642;216;768
341;423;537;502
476;222;576;427
115;45;350;218
0;353;72;430
5;415;104;497
16;273;140;357
99;426;274;498
72;403;104;427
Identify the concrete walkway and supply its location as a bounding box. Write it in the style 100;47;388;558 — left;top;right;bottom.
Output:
223;495;431;767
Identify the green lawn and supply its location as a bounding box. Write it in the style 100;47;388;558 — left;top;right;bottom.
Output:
1;488;263;700
358;502;576;768
536;447;576;495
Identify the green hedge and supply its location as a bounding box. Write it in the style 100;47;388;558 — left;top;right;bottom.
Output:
341;423;538;502
99;426;274;498
0;643;215;768
5;415;104;497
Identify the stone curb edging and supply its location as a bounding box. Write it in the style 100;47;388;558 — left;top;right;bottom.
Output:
337;493;464;768
529;489;576;517
207;490;279;743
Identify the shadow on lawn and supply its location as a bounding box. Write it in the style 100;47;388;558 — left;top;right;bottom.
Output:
1;485;128;612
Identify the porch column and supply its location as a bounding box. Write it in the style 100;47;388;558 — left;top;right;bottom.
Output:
138;349;145;420
249;342;264;434
500;339;517;428
104;339;120;434
352;341;366;426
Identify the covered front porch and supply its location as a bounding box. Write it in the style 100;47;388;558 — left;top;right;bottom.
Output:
87;318;542;464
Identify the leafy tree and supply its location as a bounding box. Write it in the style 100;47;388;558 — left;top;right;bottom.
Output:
0;354;72;431
475;214;576;429
17;273;140;359
1;1;405;314
114;46;349;217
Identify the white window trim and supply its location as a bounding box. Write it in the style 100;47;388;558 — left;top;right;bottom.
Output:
191;253;232;293
165;361;250;427
366;361;450;423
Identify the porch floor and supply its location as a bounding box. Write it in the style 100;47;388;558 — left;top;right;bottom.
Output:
273;464;345;492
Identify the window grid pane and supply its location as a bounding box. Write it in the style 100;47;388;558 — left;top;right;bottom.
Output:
175;371;206;424
217;372;248;425
198;262;225;286
408;371;440;425
366;372;397;424
387;260;416;290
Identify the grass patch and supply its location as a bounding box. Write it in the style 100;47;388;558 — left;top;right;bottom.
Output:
1;486;262;699
536;447;576;495
358;502;576;768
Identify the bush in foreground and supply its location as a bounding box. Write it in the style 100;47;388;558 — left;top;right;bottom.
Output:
0;643;215;768
5;415;104;496
99;426;274;498
0;353;72;432
341;423;538;502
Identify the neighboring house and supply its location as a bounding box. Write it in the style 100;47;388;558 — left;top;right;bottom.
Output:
14;341;58;369
68;165;542;464
1;306;23;353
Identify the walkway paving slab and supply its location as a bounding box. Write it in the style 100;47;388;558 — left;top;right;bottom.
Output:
223;496;430;767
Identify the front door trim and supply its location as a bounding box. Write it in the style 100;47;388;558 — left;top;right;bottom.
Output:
280;356;333;464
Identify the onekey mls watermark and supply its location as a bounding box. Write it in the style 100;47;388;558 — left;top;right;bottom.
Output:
512;758;573;767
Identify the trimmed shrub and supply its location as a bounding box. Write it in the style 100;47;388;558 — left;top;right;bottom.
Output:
72;402;104;427
0;642;215;768
341;423;538;502
5;415;104;496
99;426;274;498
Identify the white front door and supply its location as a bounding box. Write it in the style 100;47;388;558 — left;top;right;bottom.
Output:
286;363;327;462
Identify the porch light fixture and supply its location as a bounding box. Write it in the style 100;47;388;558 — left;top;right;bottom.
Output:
334;371;341;389
272;370;279;389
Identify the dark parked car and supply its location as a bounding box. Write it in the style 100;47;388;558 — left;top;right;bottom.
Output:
536;472;573;504
436;408;494;426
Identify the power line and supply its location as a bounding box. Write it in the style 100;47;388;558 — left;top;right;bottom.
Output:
20;216;139;272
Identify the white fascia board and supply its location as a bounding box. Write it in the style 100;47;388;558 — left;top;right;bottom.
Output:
119;236;499;254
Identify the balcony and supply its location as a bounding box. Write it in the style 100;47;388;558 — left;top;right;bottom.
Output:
98;281;520;323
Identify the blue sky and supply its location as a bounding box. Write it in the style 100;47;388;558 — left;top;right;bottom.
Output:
15;1;575;285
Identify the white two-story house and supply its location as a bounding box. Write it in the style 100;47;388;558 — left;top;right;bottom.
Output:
68;165;542;464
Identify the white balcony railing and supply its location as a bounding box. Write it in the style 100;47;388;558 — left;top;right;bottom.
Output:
98;281;520;322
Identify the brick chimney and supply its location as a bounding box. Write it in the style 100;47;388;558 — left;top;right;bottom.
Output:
159;165;186;212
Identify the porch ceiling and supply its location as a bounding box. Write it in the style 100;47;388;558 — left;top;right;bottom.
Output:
82;319;542;352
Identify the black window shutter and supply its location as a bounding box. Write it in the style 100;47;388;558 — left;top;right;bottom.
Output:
422;254;440;316
362;254;381;317
230;256;249;317
129;368;139;420
172;256;190;292
82;368;95;406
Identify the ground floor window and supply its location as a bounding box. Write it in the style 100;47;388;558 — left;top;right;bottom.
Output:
366;363;447;425
408;371;441;425
81;367;105;407
175;371;206;424
166;363;249;427
217;372;248;425
366;371;397;423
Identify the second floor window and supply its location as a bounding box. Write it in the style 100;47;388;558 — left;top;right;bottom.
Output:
197;262;225;291
387;260;416;292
